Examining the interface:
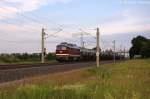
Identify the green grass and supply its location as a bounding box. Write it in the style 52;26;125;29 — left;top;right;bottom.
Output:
0;59;150;99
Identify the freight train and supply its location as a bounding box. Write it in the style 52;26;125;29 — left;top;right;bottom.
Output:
55;42;125;62
56;42;96;62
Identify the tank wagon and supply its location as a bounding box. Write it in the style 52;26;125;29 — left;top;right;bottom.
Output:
56;42;96;62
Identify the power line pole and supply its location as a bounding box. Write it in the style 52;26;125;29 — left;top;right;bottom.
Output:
80;32;84;48
41;28;62;63
113;40;116;64
120;44;122;60
41;28;45;63
83;41;85;48
96;28;100;67
124;47;126;59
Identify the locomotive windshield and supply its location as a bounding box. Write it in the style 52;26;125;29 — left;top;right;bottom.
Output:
57;46;67;50
61;46;67;50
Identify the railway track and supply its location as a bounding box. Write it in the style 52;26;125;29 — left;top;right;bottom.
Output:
0;63;61;70
0;61;113;83
0;62;84;70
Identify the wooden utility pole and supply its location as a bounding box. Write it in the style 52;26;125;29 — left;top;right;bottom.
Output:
113;40;116;64
96;28;100;67
120;44;122;60
80;32;84;48
41;28;45;63
124;47;126;58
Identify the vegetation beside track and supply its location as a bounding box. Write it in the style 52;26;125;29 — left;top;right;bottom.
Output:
0;53;55;64
0;59;150;99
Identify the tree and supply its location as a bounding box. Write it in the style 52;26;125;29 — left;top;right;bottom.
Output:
140;41;150;58
129;46;135;59
129;35;150;59
45;53;56;60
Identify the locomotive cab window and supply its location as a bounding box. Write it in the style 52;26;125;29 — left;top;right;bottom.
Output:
61;46;67;50
57;46;67;50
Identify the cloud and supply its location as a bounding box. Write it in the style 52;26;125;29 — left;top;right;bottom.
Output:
100;9;150;35
0;0;72;19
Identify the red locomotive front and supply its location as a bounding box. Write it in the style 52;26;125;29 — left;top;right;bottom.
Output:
56;42;80;61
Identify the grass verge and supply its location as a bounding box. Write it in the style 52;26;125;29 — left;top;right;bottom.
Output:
0;59;150;99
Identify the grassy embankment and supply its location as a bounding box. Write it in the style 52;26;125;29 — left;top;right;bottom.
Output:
0;59;150;99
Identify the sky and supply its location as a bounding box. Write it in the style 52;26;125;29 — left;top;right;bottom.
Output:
0;0;150;53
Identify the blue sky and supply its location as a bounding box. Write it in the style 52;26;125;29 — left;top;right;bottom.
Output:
0;0;150;53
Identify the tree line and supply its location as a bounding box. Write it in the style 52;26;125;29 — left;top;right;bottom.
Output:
0;53;55;63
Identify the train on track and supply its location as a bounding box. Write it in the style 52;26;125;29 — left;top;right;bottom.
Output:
56;42;96;62
56;42;125;62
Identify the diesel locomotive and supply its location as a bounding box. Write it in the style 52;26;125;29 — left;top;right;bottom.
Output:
56;42;96;62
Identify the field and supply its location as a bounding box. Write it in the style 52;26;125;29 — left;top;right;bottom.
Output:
0;59;150;99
